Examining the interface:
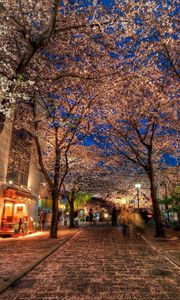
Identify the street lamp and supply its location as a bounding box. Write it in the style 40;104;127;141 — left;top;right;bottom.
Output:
135;183;141;208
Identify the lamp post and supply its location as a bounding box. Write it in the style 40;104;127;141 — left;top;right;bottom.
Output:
135;183;141;209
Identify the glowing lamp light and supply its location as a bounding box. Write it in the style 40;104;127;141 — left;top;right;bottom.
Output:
104;213;108;219
9;180;13;184
135;183;141;189
121;198;126;205
134;183;141;209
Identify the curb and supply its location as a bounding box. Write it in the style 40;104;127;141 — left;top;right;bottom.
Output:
141;235;180;269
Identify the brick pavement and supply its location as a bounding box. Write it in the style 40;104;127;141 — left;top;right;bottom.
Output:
0;226;179;300
0;229;78;286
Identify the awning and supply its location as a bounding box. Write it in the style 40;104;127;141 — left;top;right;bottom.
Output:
4;187;36;200
16;190;36;200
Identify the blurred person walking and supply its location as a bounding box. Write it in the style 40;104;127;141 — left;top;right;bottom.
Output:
112;204;117;226
120;207;130;239
131;209;145;239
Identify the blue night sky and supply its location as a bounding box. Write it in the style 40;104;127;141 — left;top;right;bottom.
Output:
101;0;114;7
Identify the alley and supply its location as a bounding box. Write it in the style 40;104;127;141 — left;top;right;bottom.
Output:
0;226;180;300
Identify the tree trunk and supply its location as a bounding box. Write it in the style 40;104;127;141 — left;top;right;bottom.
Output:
69;200;75;228
149;174;165;237
0;111;6;134
50;190;59;238
177;209;180;226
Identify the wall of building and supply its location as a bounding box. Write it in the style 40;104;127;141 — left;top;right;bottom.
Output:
27;153;41;222
0;121;13;186
28;152;41;197
26;199;39;223
0;126;41;229
0;121;13;228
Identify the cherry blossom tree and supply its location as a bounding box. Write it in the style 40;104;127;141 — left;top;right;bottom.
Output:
62;145;101;227
0;0;60;129
97;73;178;237
0;0;118;127
13;82;97;238
1;0;178;129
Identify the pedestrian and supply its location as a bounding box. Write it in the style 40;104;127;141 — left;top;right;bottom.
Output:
18;218;23;234
74;210;79;227
89;208;93;226
131;209;145;239
139;208;149;223
120;207;130;239
39;210;46;230
57;210;62;222
111;204;117;226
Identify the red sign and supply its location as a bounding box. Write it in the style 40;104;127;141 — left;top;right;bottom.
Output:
17;206;23;212
4;189;16;198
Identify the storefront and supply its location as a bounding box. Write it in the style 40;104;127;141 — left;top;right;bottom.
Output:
0;187;38;236
38;196;66;228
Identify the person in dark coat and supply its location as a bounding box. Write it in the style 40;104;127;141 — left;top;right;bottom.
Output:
89;208;93;226
18;218;23;233
39;210;46;230
112;204;117;226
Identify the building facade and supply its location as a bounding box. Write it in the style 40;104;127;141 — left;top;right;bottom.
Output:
0;121;40;234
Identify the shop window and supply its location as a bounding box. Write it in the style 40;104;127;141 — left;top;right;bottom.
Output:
4;201;14;218
7;128;31;187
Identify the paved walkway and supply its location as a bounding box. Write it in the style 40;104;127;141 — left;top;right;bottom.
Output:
0;229;78;286
0;226;180;300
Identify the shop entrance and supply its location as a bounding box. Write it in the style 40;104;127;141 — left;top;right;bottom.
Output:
4;200;14;218
2;200;14;228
